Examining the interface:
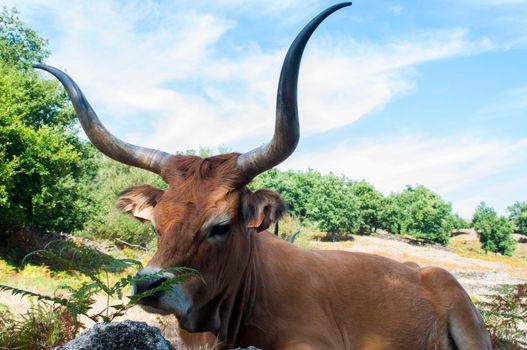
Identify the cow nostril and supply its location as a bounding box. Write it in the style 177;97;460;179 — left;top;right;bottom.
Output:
148;277;168;291
135;276;168;296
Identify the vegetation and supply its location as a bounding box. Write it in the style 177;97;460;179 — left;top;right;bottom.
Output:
507;201;527;235
477;283;527;349
0;7;98;233
253;171;461;244
0;241;200;349
80;158;165;246
350;180;383;235
0;301;78;350
473;202;516;256
379;185;454;244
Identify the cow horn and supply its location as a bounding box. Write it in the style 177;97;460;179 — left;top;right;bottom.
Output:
236;2;351;179
33;64;171;175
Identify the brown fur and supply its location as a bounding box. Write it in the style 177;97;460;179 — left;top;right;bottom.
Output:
118;154;491;350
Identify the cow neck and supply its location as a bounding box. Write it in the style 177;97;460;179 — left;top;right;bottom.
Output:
218;230;259;347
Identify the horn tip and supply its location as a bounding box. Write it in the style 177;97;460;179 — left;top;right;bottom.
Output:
335;2;352;9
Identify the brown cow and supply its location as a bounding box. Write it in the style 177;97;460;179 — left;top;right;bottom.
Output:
35;3;491;349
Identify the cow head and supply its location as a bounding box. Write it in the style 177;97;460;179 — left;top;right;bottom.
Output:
115;154;287;331
35;2;350;334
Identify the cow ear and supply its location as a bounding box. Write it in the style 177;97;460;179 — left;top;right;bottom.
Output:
116;184;164;222
243;189;287;232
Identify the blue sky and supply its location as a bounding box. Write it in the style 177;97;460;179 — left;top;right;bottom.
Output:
5;0;527;218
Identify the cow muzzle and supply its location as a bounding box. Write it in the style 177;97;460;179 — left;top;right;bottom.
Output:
132;266;192;317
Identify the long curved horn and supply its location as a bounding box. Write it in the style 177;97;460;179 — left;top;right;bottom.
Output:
34;64;171;174
236;2;351;179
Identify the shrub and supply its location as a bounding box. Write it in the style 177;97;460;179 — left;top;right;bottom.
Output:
472;202;516;256
380;186;454;244
305;174;359;236
0;241;199;332
450;213;470;231
507;201;527;235
252;170;360;236
0;301;78;350
477;283;527;349
0;8;98;233
349;180;383;234
79;158;165;245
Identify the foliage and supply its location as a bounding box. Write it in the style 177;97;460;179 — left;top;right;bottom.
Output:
0;301;78;350
507;201;527;235
253;170;462;243
450;213;470;231
0;8;98;233
251;169;318;218
0;7;49;69
477;283;527;349
379;186;454;244
0;241;200;349
79;158;165;245
305;173;359;235
252;170;360;236
349;180;383;235
472;202;516;256
0;241;200;325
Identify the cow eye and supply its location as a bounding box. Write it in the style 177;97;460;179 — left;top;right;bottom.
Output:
209;224;230;238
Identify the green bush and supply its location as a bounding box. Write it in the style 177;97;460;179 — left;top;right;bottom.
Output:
0;301;78;350
252;170;360;236
305;173;359;236
507;201;527;235
349;180;383;234
0;8;98;233
0;241;200;349
477;283;527;349
251;169;319;218
450;213;470;231
80;159;166;245
472;202;516;256
380;186;454;244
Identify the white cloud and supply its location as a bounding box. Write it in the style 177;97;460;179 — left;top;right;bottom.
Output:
465;0;527;5
388;5;404;15
283;135;527;217
10;0;496;152
478;85;527;116
146;27;494;151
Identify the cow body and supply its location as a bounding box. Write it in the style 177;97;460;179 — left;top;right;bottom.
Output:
189;231;487;349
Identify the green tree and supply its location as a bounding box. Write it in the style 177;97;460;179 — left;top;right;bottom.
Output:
0;8;97;232
379;186;454;244
472;202;516;256
305;174;359;236
1;7;48;69
449;213;470;231
507;201;527;235
252;170;360;236
349;180;383;234
251;169;320;219
81;158;165;245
